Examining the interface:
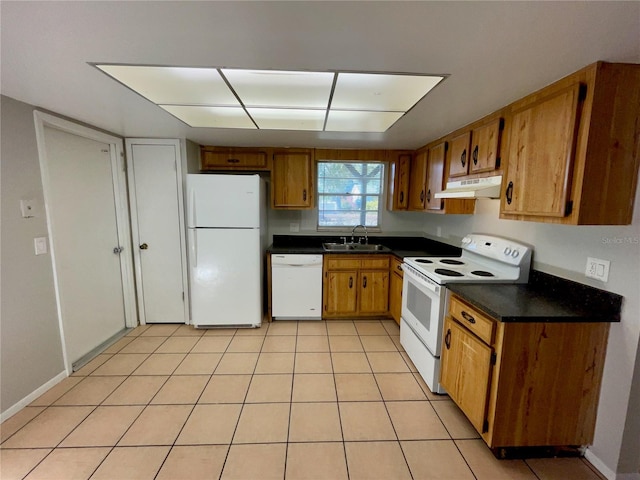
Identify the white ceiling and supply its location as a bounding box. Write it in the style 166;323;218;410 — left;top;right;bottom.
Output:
2;1;639;150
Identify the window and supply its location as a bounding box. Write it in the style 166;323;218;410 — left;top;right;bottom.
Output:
317;161;385;228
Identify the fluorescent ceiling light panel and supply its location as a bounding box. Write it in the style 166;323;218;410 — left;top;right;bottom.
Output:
325;110;404;133
96;65;239;105
94;64;446;132
221;69;334;108
247;108;326;131
159;105;256;129
331;73;444;111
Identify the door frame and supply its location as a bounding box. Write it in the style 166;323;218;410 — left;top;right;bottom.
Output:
125;138;189;325
33;111;137;374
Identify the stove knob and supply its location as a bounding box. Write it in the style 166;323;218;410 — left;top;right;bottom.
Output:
504;247;512;256
511;250;520;258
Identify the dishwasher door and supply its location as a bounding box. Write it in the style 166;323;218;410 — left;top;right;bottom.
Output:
271;254;323;320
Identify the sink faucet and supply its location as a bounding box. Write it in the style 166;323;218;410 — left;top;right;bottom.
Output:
351;225;368;244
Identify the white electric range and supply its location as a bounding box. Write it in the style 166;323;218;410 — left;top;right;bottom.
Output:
400;233;532;394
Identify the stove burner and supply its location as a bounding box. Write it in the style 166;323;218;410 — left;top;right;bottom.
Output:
434;268;465;277
440;259;465;265
471;270;495;277
415;259;433;264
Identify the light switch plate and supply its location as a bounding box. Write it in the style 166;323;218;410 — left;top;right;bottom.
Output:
585;257;610;282
34;237;48;255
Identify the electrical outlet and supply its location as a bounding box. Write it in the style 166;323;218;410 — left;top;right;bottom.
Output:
585;257;610;282
34;236;48;255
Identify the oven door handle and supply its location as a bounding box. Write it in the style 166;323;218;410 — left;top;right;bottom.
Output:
403;264;440;294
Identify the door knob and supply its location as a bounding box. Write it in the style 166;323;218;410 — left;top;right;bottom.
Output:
140;243;148;250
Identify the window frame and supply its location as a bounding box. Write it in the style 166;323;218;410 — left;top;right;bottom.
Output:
316;159;385;232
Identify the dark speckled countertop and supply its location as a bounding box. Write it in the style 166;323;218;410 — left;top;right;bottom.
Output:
267;235;461;258
447;270;622;323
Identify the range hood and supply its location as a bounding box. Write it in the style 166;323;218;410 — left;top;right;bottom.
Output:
434;175;503;199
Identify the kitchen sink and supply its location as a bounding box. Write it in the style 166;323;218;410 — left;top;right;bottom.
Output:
322;242;389;252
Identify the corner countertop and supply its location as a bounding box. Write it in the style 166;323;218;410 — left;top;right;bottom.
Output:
446;270;622;323
267;234;462;258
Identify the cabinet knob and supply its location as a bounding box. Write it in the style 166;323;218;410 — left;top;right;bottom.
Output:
227;158;240;164
427;189;431;203
420;190;424;203
303;189;307;201
461;149;467;168
349;276;353;289
444;329;451;349
363;276;367;288
399;191;404;203
472;145;479;165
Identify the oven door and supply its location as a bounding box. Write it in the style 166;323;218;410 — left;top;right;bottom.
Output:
401;264;446;356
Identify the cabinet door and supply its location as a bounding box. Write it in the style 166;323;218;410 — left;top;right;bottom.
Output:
387;154;411;210
201;148;268;170
502;84;582;217
470;119;502;174
448;132;471;178
389;271;403;324
408;150;428;210
358;270;389;315
426;142;446;210
272;151;314;209
324;270;358;316
440;317;493;434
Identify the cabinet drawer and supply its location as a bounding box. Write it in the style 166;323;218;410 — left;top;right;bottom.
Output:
361;257;390;269
324;257;362;270
201;148;268;170
391;257;404;277
448;295;495;345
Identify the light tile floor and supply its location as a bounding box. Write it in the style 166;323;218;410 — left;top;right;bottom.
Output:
1;319;606;480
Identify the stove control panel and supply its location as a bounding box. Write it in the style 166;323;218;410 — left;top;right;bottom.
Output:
462;234;532;266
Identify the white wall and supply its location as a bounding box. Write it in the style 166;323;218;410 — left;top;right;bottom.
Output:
420;197;640;478
1;95;65;414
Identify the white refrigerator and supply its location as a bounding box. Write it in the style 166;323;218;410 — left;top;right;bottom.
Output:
187;174;265;328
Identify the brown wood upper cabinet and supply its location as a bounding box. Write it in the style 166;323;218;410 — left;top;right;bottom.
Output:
408;150;428;210
271;149;314;209
470;119;503;174
500;62;640;225
201;146;269;170
425;142;446;210
387;153;411;211
448;132;471;178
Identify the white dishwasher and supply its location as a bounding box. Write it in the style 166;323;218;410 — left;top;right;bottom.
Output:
271;254;323;320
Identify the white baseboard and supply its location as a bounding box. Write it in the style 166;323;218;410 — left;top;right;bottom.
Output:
584;449;640;480
0;371;67;422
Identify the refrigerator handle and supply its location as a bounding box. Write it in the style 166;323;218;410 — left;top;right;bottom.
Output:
189;230;197;268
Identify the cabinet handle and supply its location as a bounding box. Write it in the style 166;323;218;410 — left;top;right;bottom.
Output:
427;189;431;203
363;276;367;288
461;311;476;324
444;329;451;349
349;276;353;288
461;149;466;168
399;191;404;203
420;190;424;203
303;189;307;201
472;145;479;166
227;158;240;164
505;181;514;205
397;264;403;271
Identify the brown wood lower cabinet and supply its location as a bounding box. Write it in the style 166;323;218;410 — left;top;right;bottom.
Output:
440;294;610;450
389;256;404;324
323;255;390;318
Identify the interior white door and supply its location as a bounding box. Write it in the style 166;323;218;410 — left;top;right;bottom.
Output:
127;140;187;324
42;126;127;365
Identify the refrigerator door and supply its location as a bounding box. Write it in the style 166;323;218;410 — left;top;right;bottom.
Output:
187;174;260;228
188;227;261;327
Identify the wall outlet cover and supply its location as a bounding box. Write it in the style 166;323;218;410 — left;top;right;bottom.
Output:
585;257;610;282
